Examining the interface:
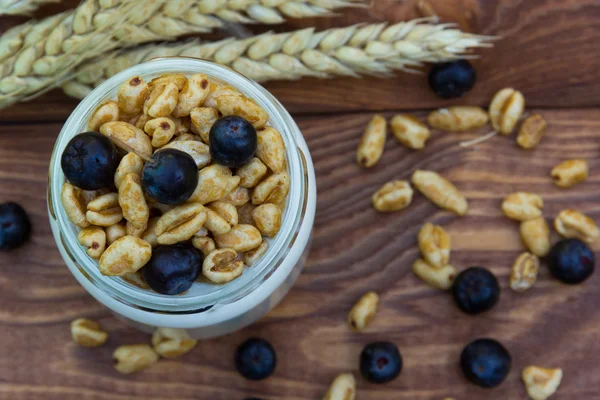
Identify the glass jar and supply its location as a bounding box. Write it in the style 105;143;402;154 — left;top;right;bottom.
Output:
47;58;316;339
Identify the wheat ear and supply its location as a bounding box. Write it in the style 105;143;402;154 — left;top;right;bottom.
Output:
0;0;363;108
64;18;495;99
0;0;60;15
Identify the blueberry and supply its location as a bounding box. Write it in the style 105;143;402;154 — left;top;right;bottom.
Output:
452;267;500;315
209;116;257;168
548;238;595;284
428;60;476;99
142;149;198;206
235;338;276;381
61;132;120;190
359;342;402;384
141;243;202;295
460;338;511;388
0;202;31;251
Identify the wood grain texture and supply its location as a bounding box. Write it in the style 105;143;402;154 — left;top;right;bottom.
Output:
0;0;599;122
1;108;600;399
1;0;600;399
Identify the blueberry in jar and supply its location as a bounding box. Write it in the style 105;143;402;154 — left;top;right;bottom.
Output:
452;267;500;315
141;243;202;295
428;60;476;99
460;338;511;388
0;202;31;251
360;341;403;384
209;116;257;168
61;132;120;190
235;338;276;381
142;148;198;206
548;238;595;284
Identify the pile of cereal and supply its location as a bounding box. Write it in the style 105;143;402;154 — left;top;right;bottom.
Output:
60;73;289;295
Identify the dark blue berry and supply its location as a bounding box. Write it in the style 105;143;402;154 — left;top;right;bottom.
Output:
460;338;511;388
0;202;31;251
235;338;276;381
141;243;202;295
209;116;257;168
428;60;476;99
61;132;120;190
142;149;198;206
452;267;500;315
359;342;402;384
548;238;595;284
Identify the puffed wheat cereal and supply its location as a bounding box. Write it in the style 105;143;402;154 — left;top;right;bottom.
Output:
520;217;551;257
161;140;211;168
217;94;268;129
204;208;232;235
551;159;588;188
418;222;451;269
155;203;207;245
356;114;387;168
117;76;149;115
88;100;119;131
113;344;159;375
98;235;152;276
202;248;244;284
222;186;251;207
192;236;217;257
517;113;547;149
427;106;489;132
252;173;290;206
411;170;468;216
322;373;356;400
390;114;430;149
347;291;379;332
148;73;187;90
118;173;149;229
152;327;198;359
489;88;525;135
256;126;286;173
71;318;108;348
208;202;238;227
189;165;238;204
105;222;126;245
100;121;152;158
172;73;210;117
501;192;544;222
252;203;282;237
61;182;89;228
412;259;456;290
242;240;269;266
510;252;540;292
190;106;219;143
77;226;106;260
86;192;123;227
214;224;262;252
372;180;413;212
554;209;599;244
144;117;176;148
522;366;563;400
144;82;179;118
114;152;143;189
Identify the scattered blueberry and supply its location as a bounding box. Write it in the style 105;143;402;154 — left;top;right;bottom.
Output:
235;338;276;381
61;132;120;190
360;341;403;384
460;338;511;388
0;202;31;251
142;149;198;206
209;116;257;168
452;267;500;315
428;60;477;99
141;243;202;295
548;238;595;284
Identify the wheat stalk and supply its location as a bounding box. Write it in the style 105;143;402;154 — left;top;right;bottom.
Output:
0;0;60;15
63;18;495;99
0;0;362;108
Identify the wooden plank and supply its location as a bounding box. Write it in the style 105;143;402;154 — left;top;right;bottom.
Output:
0;0;599;122
0;109;599;399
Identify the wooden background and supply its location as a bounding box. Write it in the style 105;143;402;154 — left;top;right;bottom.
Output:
1;0;600;399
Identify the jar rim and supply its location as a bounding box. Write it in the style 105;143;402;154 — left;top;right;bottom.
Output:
48;58;308;313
